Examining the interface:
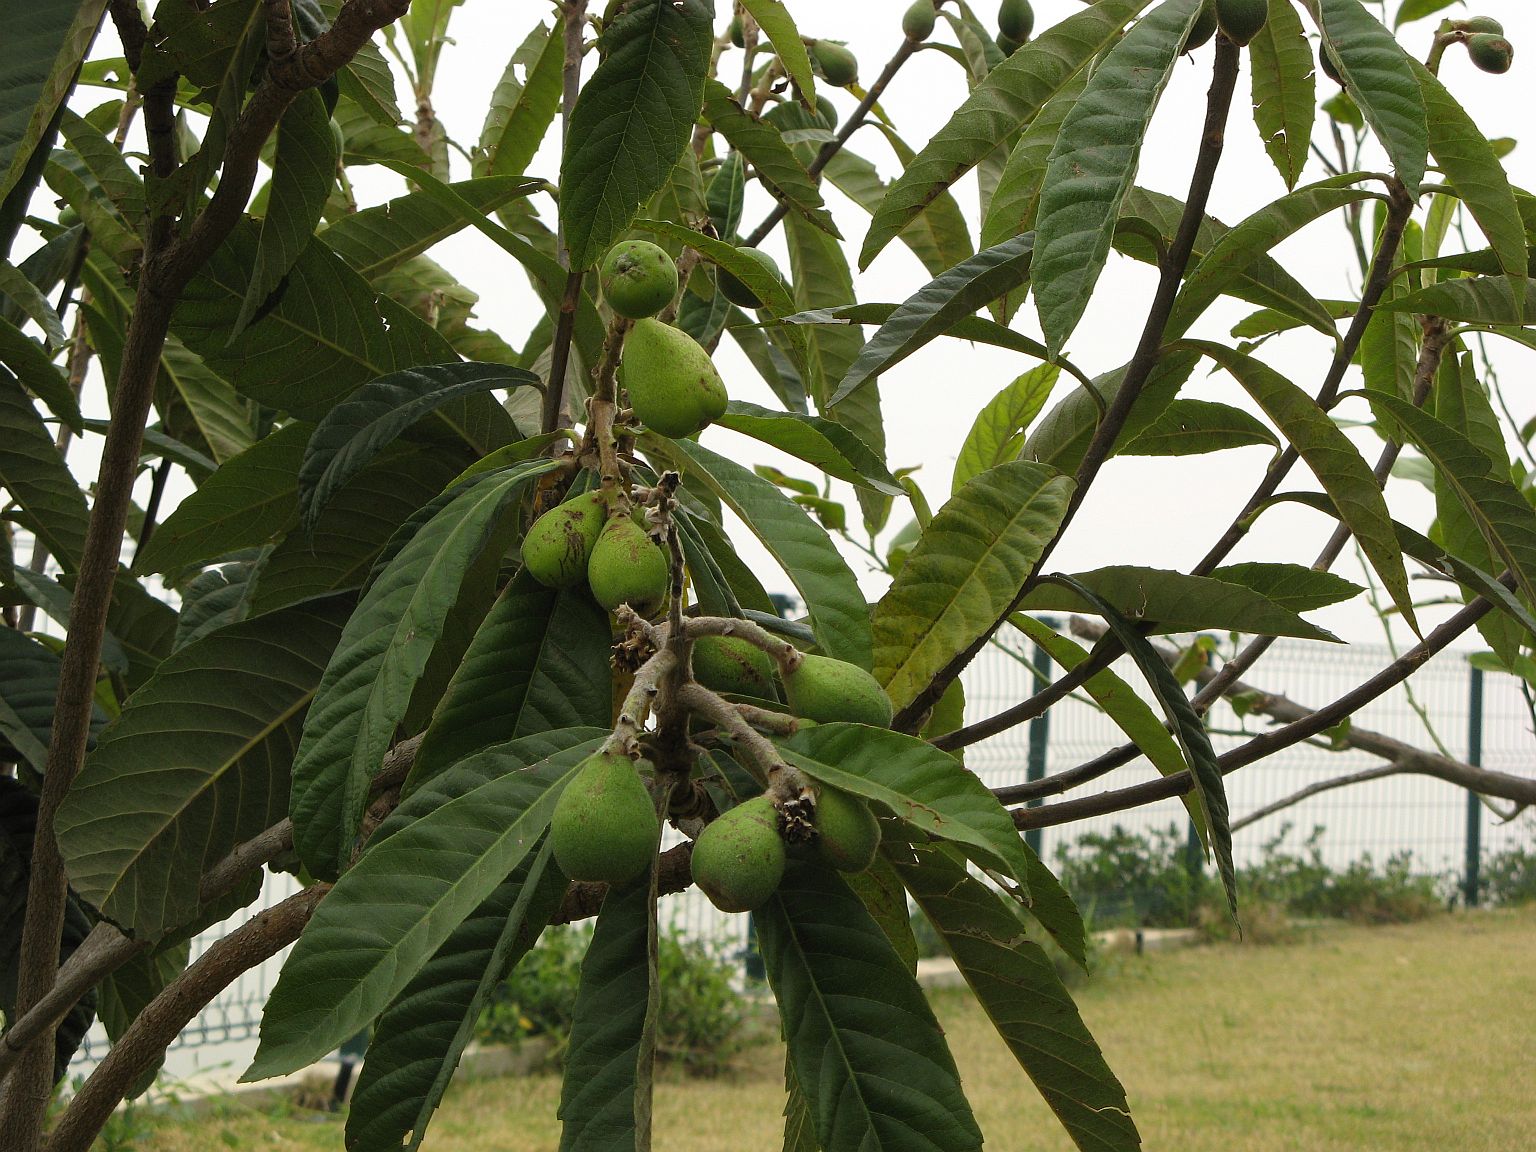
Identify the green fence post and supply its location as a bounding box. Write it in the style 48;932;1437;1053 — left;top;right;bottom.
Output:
1023;635;1053;859
1464;663;1484;908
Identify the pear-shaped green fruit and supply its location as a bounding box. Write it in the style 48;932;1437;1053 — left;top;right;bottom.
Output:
601;240;678;319
691;795;786;912
1215;0;1267;46
522;490;606;588
998;0;1034;42
729;15;745;48
587;515;669;615
1183;0;1217;52
717;248;783;308
550;752;659;885
1460;16;1504;36
903;1;936;42
784;653;893;727
1467;33;1514;74
996;31;1023;56
812;41;859;87
693;635;777;697
812;788;880;873
620;317;729;438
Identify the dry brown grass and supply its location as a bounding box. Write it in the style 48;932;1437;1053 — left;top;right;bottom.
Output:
131;907;1536;1151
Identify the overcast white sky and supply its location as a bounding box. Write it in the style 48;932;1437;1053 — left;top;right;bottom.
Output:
72;1;1536;649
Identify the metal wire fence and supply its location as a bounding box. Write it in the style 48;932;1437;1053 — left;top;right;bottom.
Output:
66;630;1536;1078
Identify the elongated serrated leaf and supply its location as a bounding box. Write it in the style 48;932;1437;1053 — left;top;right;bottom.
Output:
175;222;445;420
289;463;555;878
860;0;1152;268
1383;274;1536;325
832;233;1034;406
232;90;337;339
8;566;130;676
409;570;613;793
978;70;1085;264
1373;393;1536;613
757;861;983;1152
344;837;568;1152
298;362;537;533
0;365;89;570
1018;564;1341;641
1414;69;1525;274
952;365;1059;493
719;401;901;495
1208;562;1362;613
1167;177;1376;339
1033;0;1203;357
1010;613;1204;837
893;839;1140;1152
1119;398;1279;456
0;259;64;346
1249;0;1315;189
1189;340;1418;633
874;460;1072;713
135;423;312;574
559;0;713;267
478;19;563;178
783;302;1050;363
740;0;816;104
174;556;262;650
558;878;653;1152
1119;186;1341;338
1024;348;1200;473
1047;573;1236;919
779;724;1040;909
0;314;81;429
653;437;873;670
1359;277;1418;429
0;625;105;770
635;217;798;319
1304;0;1427;195
56;598;348;939
700;81;838;238
0;0;108;205
322;175;540;280
1394;0;1459;27
247;731;603;1080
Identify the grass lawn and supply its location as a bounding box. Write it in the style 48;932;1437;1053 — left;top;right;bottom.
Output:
129;907;1536;1151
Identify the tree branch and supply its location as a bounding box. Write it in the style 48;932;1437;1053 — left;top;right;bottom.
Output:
894;36;1244;734
47;886;330;1152
1011;585;1503;831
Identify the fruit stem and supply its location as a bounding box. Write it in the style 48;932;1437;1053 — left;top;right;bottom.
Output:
676;682;800;793
583;316;631;506
605;645;679;758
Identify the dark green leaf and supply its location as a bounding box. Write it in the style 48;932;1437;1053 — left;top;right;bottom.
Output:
0;315;81;429
894;839;1139;1152
1208;562;1363;613
232;90;337;339
1019;564;1341;641
1119;398;1279;456
780;724;1040;906
719;401;902;495
1188;340;1417;633
298;362;535;533
1382;274;1536;325
859;0;1152;268
1033;0;1203;357
478;20;564;178
0;366;89;570
408;571;613;794
874;460;1072;713
247;730;603;1080
289;463;556;878
740;0;817;103
559;0;714;267
700;82;839;238
1249;0;1316;189
345;840;567;1152
0;0;106;205
757;862;983;1152
1044;573;1236;918
1304;0;1427;194
831;233;1034;406
56;598;348;939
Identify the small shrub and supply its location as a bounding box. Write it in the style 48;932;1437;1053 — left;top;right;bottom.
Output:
1054;824;1211;928
1482;846;1536;906
478;925;751;1075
